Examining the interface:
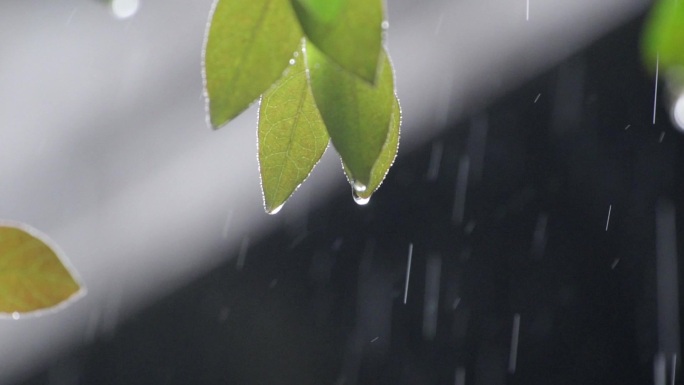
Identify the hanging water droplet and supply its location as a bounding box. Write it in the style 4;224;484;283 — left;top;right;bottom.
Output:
293;51;299;58
267;203;284;215
381;21;389;30
110;0;140;19
352;190;370;205
289;58;295;65
11;312;20;320
352;180;367;192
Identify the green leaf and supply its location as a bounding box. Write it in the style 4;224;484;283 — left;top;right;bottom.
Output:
292;0;383;83
204;0;303;128
306;41;394;188
346;96;401;202
0;224;83;315
642;0;684;72
293;0;345;23
258;43;329;214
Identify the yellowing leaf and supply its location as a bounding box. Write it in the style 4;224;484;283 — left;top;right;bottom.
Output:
346;96;401;201
0;224;83;316
642;0;684;72
292;0;383;83
306;41;394;188
258;43;329;214
204;0;303;128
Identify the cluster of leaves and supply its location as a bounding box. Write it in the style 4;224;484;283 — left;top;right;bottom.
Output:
204;0;400;214
0;224;83;318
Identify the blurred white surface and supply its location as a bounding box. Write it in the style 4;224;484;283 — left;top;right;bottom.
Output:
0;0;649;382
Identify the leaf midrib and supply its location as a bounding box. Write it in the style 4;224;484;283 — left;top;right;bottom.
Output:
270;69;311;207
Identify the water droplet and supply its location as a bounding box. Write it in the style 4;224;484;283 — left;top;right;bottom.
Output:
352;190;370;205
293;51;299;58
352;180;367;192
12;312;20;320
381;21;389;30
672;93;684;132
111;0;140;19
267;203;284;215
289;58;295;65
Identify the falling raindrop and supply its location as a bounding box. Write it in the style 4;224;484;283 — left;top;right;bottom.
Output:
654;53;660;125
236;237;250;270
218;307;230;323
452;155;470;224
532;212;548;259
455;367;466;385
611;258;620;269
508;313;521;374
422;254;442;340
403;243;413;304
434;14;444;35
655;353;666;385
655;200;680;366
426;141;444;181
66;7;79;25
332;237;344;251
352;190;370;205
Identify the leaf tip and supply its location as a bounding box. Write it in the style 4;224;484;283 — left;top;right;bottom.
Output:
265;202;285;215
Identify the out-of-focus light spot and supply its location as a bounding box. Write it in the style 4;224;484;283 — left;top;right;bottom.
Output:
111;0;140;19
671;93;684;133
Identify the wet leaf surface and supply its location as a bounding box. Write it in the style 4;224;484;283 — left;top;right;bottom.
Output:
0;224;83;315
204;0;303;128
306;41;394;188
292;0;383;83
345;96;401;200
258;43;329;214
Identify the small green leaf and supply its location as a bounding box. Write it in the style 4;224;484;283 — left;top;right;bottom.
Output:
0;224;83;315
259;43;329;214
292;0;383;83
293;0;345;23
306;41;394;188
346;96;401;200
204;0;303;128
642;0;684;72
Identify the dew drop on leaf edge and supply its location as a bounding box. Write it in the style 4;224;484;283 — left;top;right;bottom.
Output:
353;190;371;206
267;203;284;215
352;180;367;193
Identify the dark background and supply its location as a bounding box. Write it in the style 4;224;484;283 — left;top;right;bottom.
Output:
17;13;684;385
